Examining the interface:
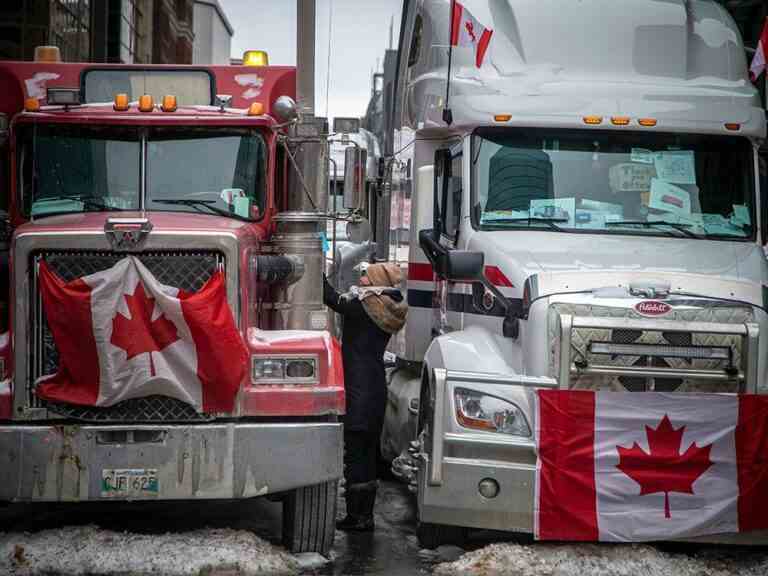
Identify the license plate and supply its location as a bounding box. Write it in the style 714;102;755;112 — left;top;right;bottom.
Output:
101;469;159;498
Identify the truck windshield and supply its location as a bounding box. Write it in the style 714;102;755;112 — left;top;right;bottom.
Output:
19;125;266;221
472;128;755;240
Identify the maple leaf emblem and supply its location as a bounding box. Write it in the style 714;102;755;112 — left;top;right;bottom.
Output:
111;282;179;376
465;20;477;43
616;414;713;519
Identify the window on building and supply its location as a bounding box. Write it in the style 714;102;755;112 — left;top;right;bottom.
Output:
50;0;91;62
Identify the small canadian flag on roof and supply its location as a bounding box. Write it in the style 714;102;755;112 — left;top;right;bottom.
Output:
450;1;493;68
749;17;768;82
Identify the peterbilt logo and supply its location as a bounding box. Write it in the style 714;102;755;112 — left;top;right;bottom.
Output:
104;218;153;251
635;301;672;316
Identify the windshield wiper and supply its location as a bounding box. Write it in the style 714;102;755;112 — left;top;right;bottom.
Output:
34;195;126;212
605;220;698;239
483;216;567;231
154;199;251;222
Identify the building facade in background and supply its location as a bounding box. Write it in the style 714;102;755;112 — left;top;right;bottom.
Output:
0;0;196;64
193;0;232;65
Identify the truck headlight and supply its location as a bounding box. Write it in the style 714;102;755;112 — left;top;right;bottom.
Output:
454;388;531;437
252;356;318;384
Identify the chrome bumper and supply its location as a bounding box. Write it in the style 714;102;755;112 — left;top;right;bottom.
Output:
419;369;768;545
0;422;342;502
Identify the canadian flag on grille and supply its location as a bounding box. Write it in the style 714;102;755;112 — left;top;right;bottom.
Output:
450;1;493;68
536;390;768;541
36;256;247;413
749;17;768;82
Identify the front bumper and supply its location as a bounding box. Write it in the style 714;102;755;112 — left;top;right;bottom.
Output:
418;451;768;545
418;368;768;545
0;422;342;502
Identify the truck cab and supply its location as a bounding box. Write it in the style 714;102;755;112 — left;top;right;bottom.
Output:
379;0;768;547
0;52;343;554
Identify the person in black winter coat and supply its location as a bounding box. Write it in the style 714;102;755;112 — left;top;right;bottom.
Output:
324;262;407;532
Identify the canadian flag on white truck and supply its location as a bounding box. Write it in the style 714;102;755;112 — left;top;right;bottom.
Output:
36;256;247;413
450;1;493;68
750;18;768;82
535;390;768;541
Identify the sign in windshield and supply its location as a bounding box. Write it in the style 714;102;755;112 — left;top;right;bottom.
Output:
472;128;755;240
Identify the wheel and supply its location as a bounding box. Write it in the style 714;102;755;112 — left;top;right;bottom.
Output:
282;480;338;555
416;521;467;549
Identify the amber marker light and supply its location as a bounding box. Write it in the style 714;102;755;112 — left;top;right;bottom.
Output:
113;93;129;111
494;114;512;122
138;94;154;112
611;116;630;126
724;123;741;131
638;118;658;127
161;95;178;112
583;115;603;125
24;98;40;112
34;45;61;63
243;50;269;67
248;102;265;116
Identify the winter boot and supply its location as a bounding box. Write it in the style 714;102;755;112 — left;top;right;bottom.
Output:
336;481;377;532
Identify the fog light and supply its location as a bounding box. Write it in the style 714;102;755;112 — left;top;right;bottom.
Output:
478;478;499;499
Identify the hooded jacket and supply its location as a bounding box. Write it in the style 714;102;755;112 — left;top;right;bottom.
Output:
324;265;407;432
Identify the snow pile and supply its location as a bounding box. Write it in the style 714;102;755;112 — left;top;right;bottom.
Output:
0;525;299;576
434;542;768;576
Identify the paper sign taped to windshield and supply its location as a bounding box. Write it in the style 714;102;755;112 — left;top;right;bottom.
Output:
630;148;654;164
649;179;691;215
654;151;696;184
609;163;654;192
530;198;576;226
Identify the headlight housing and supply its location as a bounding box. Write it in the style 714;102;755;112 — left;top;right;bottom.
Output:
454;388;531;437
252;355;318;384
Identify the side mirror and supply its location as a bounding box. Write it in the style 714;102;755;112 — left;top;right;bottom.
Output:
333;117;360;135
343;147;367;210
445;250;484;282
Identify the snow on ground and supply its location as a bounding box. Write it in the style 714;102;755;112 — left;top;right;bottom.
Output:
434;542;768;576
0;525;299;576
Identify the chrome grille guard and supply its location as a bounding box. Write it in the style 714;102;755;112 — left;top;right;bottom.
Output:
557;315;759;393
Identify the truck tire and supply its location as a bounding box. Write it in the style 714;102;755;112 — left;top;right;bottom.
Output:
416;521;467;549
282;480;337;555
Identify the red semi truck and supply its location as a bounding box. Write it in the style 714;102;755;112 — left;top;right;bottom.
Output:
0;47;343;554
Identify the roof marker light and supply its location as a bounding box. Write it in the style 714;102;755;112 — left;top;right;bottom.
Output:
583;116;603;125
161;95;177;112
638;118;657;127
243;50;269;67
113;93;129;111
724;123;741;131
24;98;40;112
34;45;61;63
611;116;630;126
247;102;265;116
494;114;512;122
138;94;154;113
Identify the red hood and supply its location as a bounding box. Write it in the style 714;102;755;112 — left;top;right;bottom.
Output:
14;211;267;241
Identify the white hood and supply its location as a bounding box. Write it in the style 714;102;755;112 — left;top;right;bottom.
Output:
467;231;768;303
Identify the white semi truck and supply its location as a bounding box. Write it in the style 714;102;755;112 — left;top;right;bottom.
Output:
371;0;768;547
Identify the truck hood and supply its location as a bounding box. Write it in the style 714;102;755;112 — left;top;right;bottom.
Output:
468;231;768;303
14;211;265;241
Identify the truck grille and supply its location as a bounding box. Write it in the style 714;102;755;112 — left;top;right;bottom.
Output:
29;250;225;421
548;302;754;393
